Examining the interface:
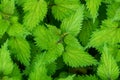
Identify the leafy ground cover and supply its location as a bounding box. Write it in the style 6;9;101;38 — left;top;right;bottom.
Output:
0;0;120;80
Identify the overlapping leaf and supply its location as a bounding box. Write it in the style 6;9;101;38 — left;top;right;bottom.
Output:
97;44;119;80
29;65;51;80
7;17;28;38
1;0;15;15
63;35;98;67
0;41;14;75
33;25;64;63
33;25;61;50
23;0;47;31
0;19;9;38
88;20;120;48
8;64;22;80
86;0;102;22
61;7;84;36
8;37;31;66
79;20;98;46
107;2;120;20
52;0;81;20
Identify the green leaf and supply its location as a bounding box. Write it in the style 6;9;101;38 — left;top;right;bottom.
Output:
9;64;22;80
97;44;119;80
107;2;120;20
113;7;120;21
8;37;31;66
7;17;28;38
43;43;64;64
58;74;75;80
46;62;57;75
29;64;51;80
33;44;64;65
0;41;14;75
16;0;27;6
33;25;50;49
88;20;120;48
0;19;9;38
52;0;81;21
85;0;102;22
33;25;64;64
63;35;98;67
1;0;15;15
74;75;98;80
61;7;84;36
23;0;47;31
33;25;61;50
79;20;98;46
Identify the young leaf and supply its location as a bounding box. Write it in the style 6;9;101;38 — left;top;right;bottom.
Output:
61;7;84;36
0;41;14;75
85;0;102;22
23;0;47;31
1;0;15;15
63;35;98;67
52;0;81;21
97;44;119;80
8;37;31;66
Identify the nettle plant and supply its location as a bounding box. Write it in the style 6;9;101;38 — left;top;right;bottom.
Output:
0;0;120;80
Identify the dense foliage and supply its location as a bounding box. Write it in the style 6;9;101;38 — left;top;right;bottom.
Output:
0;0;120;80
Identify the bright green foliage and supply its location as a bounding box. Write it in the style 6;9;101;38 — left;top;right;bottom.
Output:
33;25;61;50
8;37;31;66
0;19;9;38
23;0;47;31
52;0;81;21
79;20;98;46
29;66;51;80
86;0;102;22
8;64;22;80
74;75;98;80
33;25;64;63
35;44;63;64
88;20;120;48
0;41;13;75
7;17;28;38
97;44;119;80
61;7;84;36
107;2;120;20
113;7;120;21
0;0;120;80
63;35;98;67
0;0;15;15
